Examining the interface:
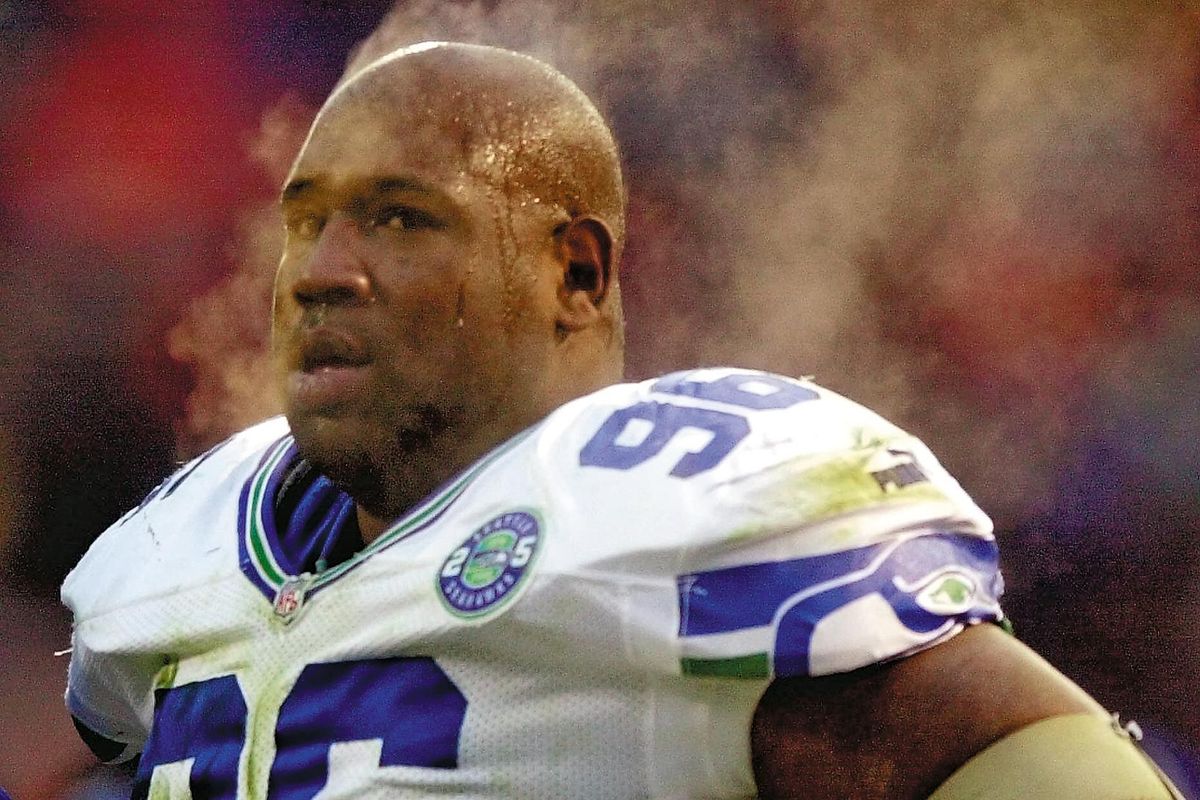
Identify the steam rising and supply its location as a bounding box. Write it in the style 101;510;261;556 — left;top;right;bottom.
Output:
167;95;313;457
169;0;1200;524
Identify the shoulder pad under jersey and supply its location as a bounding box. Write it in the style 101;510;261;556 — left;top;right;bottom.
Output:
62;416;290;622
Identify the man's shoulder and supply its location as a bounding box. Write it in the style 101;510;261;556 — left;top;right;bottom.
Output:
511;370;1000;682
526;367;984;555
539;367;922;489
61;416;292;619
545;366;899;456
122;415;291;524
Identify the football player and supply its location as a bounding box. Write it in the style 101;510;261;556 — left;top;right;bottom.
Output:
62;42;1183;799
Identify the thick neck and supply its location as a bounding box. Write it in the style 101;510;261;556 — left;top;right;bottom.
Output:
348;406;536;546
350;359;624;546
356;504;391;547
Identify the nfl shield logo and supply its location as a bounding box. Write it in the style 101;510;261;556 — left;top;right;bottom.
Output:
273;577;309;622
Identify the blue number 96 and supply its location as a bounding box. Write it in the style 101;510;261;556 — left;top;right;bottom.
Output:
579;371;818;478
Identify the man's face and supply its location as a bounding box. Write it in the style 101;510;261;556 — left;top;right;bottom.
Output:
273;77;560;506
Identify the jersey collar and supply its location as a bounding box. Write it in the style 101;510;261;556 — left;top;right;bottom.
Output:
237;428;535;610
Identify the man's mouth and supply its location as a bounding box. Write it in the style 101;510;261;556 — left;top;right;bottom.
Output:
289;329;373;409
299;332;372;373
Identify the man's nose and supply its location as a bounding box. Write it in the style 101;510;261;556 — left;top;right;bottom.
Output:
292;214;373;306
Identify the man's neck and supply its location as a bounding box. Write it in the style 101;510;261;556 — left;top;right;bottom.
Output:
349;409;538;546
356;505;391;547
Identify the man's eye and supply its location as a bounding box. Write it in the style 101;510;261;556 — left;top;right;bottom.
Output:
287;215;324;240
377;207;441;232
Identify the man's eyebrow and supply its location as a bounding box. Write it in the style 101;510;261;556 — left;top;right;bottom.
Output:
281;179;314;202
280;176;441;203
373;176;436;194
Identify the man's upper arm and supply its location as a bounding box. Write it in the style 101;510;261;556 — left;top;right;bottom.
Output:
750;623;1110;799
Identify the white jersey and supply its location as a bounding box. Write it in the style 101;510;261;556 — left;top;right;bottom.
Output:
63;368;1002;799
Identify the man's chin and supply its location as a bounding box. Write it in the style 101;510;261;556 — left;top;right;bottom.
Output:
287;396;468;521
286;405;355;446
288;406;365;461
287;400;449;451
287;411;384;503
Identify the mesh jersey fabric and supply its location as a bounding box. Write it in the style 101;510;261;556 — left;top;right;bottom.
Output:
62;368;1003;799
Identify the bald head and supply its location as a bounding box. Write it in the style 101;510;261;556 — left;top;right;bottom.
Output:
327;43;626;253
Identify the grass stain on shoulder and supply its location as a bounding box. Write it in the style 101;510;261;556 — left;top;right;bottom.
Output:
726;449;949;543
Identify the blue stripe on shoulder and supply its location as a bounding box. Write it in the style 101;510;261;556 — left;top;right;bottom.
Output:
678;533;1003;676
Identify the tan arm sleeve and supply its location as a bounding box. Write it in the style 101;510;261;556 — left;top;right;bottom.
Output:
928;713;1185;800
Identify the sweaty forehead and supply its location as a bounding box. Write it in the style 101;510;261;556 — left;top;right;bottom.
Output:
290;48;623;233
293;79;475;184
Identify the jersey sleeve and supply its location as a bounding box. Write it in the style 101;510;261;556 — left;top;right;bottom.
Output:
668;374;1004;680
62;506;158;762
60;417;290;762
557;369;1004;682
674;524;1003;680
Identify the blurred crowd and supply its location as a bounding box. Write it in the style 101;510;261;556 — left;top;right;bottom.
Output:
1;1;1198;797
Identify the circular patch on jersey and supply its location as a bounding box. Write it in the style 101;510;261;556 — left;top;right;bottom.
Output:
437;510;542;618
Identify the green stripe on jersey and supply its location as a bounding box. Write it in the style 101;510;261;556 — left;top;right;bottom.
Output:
680;653;770;679
247;440;292;587
245;426;538;593
308;426;536;590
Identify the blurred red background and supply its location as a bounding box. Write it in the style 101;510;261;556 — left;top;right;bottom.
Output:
1;1;1197;797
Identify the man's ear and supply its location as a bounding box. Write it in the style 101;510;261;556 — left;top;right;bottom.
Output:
556;215;613;334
